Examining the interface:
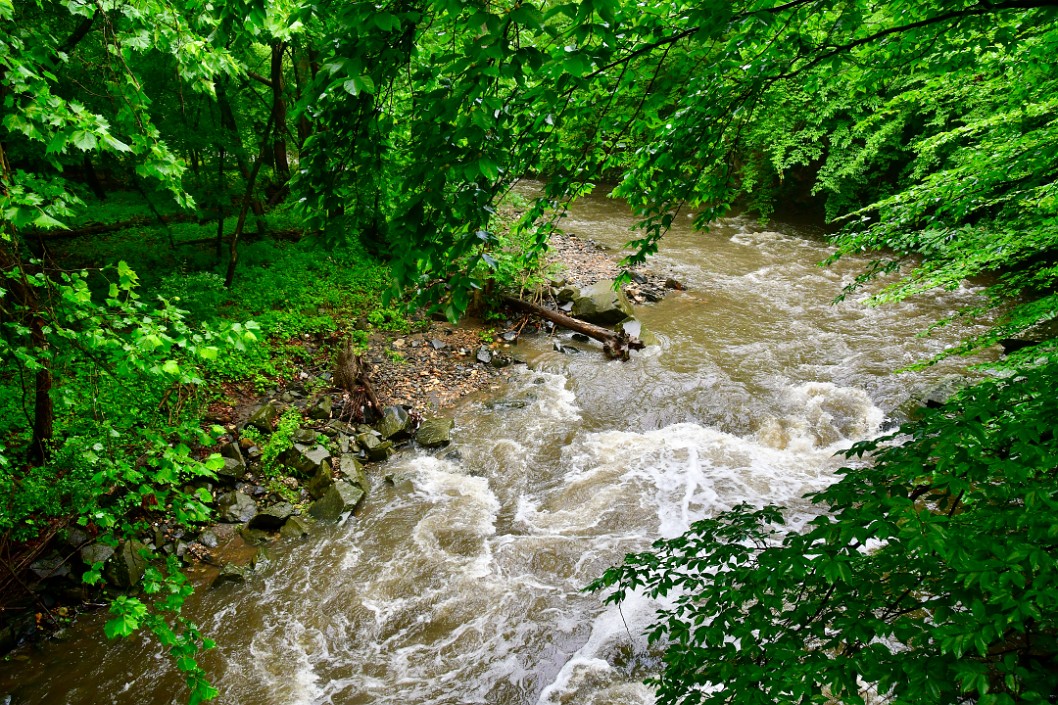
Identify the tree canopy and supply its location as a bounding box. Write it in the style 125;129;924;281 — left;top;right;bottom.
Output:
3;0;1058;702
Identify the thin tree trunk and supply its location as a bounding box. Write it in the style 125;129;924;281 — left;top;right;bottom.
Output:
83;154;106;200
216;80;268;233
292;46;313;148
215;147;226;258
270;41;290;185
225;113;273;288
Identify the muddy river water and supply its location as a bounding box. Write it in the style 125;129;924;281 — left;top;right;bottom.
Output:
0;189;992;704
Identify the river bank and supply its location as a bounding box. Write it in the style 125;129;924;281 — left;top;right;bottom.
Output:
0;225;678;657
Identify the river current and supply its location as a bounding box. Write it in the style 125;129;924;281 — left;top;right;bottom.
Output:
0;190;991;704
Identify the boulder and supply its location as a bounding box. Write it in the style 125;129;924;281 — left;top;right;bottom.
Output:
615;317;660;347
212;563;250;588
240;527;274;546
293;427;317;444
247;502;295;531
378;405;412;440
366;439;395;462
216;456;245;481
338;454;369;493
308;395;333;420
416;417;454;448
308;480;365;522
572;280;634;324
282;443;332;475
280;515;312;540
218;490;258;524
220;441;244;465
29;554;71;581
246;401;278;433
305;459;335;500
79;542;116;567
105;540;148;588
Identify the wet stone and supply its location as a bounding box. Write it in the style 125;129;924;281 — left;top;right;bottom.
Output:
212;563;250;588
378;405;412;440
293;427;317;444
416;417;454;448
218;491;258;524
308;480;365;522
475;346;493;365
305;459;335;500
308;395;333;420
246;401;278;433
80;542;116;567
282;443;332;475
338;454;368;493
280;515;312;540
247;502;295;531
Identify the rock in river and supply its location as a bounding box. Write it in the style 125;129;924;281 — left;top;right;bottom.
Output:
416;417;454;448
572;279;634;325
308;480;365;522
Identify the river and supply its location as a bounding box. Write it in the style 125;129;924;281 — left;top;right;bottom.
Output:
0;190;992;704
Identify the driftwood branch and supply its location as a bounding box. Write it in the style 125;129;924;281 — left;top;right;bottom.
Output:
503;296;644;360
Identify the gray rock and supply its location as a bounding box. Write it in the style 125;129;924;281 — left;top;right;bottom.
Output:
308;480;365;522
218;491;258;524
556;285;579;301
282;443;332;475
247;502;295;531
105;541;148;588
217;456;245;481
475;346;493;365
572;280;634;324
240;527;273;545
280;515;312;540
430;339;448;350
615;317;660;347
29;554;71;581
366;439;395;462
308;395;334;420
338;454;368;492
305;459;335;500
378;405;412;440
220;442;244;465
79;542;116;567
198;529;220;549
416;417;454;448
500;331;519;343
357;432;381;452
293;427;317;444
246;401;278;433
213;563;250;587
490;354;513;368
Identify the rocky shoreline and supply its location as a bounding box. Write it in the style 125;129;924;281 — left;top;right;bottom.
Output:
1;230;682;652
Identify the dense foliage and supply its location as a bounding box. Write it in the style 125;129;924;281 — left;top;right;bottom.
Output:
3;0;1058;702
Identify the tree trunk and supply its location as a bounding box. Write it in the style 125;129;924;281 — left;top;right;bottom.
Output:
225;113;273;288
83;154;106;200
270;42;291;186
292;46;313;148
502;296;645;360
215;147;226;258
216;80;267;232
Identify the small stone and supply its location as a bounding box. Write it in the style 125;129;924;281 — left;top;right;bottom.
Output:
305;459;335;500
105;540;148;589
198;529;220;549
664;277;685;290
338;454;369;492
500;331;519;343
282;443;332;475
220;442;244;465
430;339;448;350
29;554;71;581
475;346;493;365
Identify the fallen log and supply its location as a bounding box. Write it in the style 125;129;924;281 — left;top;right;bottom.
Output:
503;295;644;360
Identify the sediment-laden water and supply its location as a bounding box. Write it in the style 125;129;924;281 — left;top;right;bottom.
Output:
0;190;992;704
